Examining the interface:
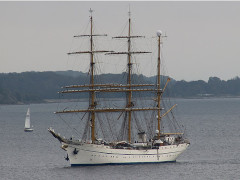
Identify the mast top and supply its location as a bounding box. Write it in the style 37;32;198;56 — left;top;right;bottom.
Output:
128;5;131;18
89;8;94;17
157;30;162;37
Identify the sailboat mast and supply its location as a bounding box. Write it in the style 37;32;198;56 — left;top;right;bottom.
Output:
90;9;96;142
157;31;162;138
127;11;132;143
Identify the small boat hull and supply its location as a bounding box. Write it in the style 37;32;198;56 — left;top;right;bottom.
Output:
24;128;33;132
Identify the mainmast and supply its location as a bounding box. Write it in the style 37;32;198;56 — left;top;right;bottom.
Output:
89;9;96;142
107;10;151;143
127;10;133;143
157;30;162;138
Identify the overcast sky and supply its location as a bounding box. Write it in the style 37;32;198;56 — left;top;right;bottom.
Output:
1;1;240;81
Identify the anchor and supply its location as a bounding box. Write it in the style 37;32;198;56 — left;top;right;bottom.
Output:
73;148;79;155
65;154;69;161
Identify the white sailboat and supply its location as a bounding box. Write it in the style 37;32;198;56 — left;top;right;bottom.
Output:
49;9;189;166
24;108;33;132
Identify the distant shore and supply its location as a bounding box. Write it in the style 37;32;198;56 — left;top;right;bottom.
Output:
1;71;240;105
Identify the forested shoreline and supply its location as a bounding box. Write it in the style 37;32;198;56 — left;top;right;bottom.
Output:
0;71;240;104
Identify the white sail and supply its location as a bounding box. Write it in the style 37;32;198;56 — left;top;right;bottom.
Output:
24;108;33;132
25;108;30;128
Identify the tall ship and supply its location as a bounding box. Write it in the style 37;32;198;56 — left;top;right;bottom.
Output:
49;9;190;166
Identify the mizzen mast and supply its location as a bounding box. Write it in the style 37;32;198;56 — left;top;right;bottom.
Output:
156;30;169;138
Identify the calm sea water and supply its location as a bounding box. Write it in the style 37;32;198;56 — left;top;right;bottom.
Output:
0;98;240;180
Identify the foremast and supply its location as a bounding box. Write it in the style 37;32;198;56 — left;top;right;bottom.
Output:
67;9;109;142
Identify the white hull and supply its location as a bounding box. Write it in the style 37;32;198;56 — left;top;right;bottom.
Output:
24;128;33;132
63;142;189;166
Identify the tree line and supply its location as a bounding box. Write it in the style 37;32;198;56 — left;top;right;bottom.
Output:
0;71;240;104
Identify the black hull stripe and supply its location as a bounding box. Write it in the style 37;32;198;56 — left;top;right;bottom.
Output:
71;161;176;166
